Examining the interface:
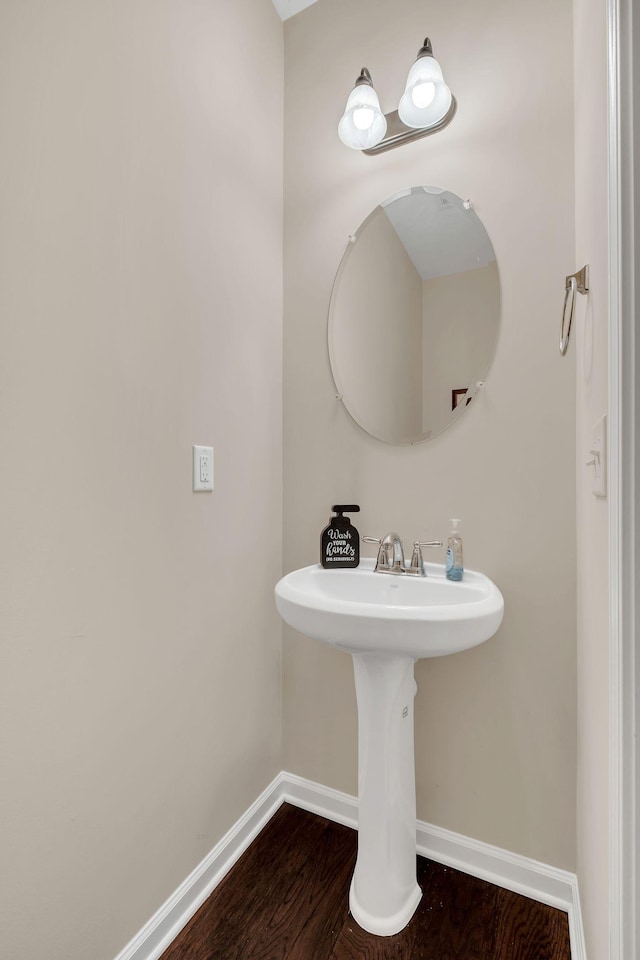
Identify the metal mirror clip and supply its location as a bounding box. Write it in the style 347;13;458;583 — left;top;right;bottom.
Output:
560;265;589;356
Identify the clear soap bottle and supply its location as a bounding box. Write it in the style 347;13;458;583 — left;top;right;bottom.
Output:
446;518;464;581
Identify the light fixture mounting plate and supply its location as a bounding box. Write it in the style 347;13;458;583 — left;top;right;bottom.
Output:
362;97;457;156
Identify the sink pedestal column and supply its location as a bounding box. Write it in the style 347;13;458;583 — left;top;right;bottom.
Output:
349;652;421;936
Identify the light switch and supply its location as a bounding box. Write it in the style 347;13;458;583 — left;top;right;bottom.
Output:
193;445;214;492
586;416;606;498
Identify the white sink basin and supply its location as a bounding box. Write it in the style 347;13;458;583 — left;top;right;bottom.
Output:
275;558;504;659
275;557;504;938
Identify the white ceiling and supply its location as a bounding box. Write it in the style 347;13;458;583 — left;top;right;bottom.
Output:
271;0;319;21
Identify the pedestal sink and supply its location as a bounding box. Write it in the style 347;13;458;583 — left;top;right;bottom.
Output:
275;558;504;937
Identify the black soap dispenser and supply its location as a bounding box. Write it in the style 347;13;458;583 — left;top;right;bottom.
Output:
321;505;360;569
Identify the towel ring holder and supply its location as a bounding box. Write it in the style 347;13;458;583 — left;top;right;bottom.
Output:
560;265;589;356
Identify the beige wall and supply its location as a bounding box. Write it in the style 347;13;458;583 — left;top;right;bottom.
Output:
330;208;423;440
0;2;283;959
573;0;610;956
283;0;577;869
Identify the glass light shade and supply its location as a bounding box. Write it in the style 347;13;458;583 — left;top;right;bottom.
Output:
398;55;452;129
338;84;387;150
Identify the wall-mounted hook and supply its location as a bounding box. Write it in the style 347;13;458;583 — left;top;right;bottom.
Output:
560;265;589;356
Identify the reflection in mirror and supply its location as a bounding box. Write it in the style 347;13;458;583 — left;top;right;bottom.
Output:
328;187;500;444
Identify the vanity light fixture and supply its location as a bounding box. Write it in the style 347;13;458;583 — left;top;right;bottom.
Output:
338;37;456;156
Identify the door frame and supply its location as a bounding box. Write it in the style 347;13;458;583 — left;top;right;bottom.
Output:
608;0;637;956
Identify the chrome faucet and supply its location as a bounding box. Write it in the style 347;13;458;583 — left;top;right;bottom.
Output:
363;532;442;576
363;532;405;574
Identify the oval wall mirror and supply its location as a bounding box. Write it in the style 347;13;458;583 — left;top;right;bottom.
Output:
328;186;501;444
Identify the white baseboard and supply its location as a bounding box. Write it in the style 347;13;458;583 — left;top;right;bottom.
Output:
113;774;289;960
114;771;586;960
280;771;586;960
419;815;585;960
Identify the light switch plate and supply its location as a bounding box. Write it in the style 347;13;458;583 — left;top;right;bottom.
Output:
589;415;607;498
193;445;214;492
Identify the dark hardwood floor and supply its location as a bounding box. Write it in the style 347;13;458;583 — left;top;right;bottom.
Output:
159;803;571;960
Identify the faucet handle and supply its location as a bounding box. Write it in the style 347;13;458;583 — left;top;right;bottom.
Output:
363;537;386;566
363;535;395;572
409;540;443;576
362;536;383;558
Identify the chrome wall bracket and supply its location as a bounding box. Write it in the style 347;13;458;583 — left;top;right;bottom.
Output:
560;264;590;356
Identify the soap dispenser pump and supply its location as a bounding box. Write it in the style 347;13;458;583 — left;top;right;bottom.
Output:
321;505;360;569
446;518;464;581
